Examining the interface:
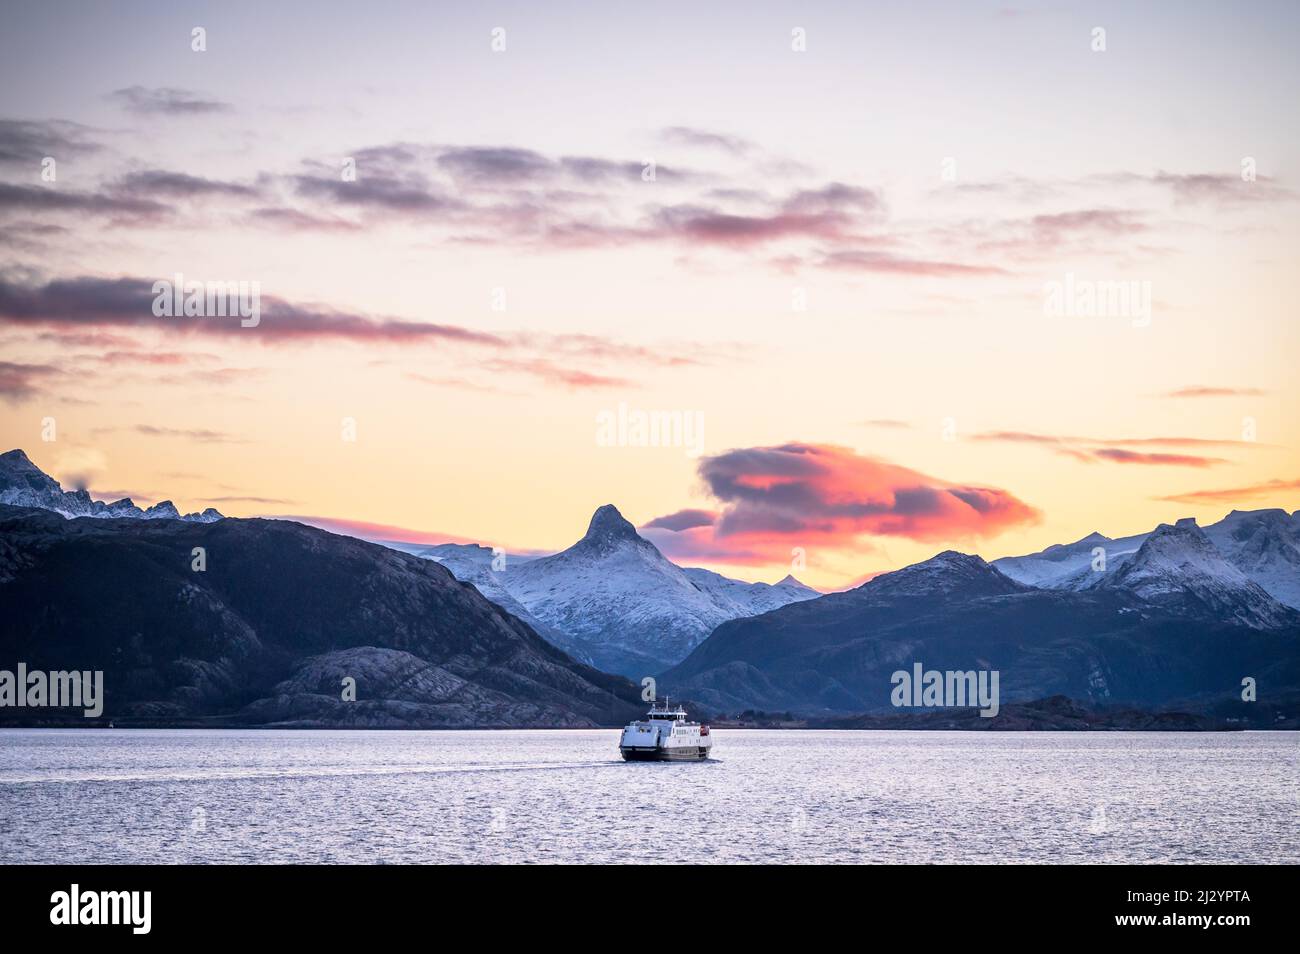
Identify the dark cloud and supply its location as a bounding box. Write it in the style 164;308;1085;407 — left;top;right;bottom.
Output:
115;170;259;198
0;119;103;165
640;508;718;532
292;171;457;213
438;147;553;183
0;273;716;393
783;182;881;216
0;274;505;345
0;183;167;219
109;86;232;115
676;442;1040;554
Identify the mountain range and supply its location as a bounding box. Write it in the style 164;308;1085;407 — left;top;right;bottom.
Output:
0;449;222;522
661;516;1300;715
403;504;818;677
994;508;1300;611
1;446;1296;727
0;500;643;727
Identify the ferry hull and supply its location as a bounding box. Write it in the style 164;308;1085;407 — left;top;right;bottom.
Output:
620;746;709;761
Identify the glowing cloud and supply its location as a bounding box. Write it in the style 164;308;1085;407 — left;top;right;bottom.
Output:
644;442;1039;563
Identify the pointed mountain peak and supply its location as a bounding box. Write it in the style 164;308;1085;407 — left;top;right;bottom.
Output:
0;448;51;478
0;448;63;493
584;504;639;541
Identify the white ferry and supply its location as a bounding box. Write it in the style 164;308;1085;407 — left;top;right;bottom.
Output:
619;700;712;761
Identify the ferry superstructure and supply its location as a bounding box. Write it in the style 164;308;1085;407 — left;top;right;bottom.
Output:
618;700;712;761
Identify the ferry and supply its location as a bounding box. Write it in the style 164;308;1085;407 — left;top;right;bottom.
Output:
619;700;712;761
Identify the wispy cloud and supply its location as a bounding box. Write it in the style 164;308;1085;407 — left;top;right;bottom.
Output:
0;183;167;220
660;126;754;156
129;425;248;443
109;86;232;115
971;430;1259;466
0;360;60;402
1092;448;1227;468
0;119;103;166
1161;385;1269;399
113;169;259;199
0;274;506;345
204;494;297;505
1157;478;1300;506
479;357;632;390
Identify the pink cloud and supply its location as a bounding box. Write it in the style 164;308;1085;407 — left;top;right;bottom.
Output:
643;442;1039;563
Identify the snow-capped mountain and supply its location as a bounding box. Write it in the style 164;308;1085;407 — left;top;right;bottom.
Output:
681;567;820;616
1081;519;1294;629
0;449;222;522
857;550;1028;602
411;543;591;663
406;504;818;677
663;531;1300;715
1202;509;1300;611
995;507;1300;611
0;502;643;728
993;530;1145;589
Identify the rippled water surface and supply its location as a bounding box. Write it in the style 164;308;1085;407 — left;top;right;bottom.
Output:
1;729;1296;863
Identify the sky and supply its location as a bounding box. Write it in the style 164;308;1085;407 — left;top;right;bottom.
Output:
1;0;1298;589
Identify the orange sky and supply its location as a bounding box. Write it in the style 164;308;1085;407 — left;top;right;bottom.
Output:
2;2;1298;589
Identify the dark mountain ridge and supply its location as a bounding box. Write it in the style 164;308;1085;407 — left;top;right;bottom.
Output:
0;504;644;727
662;548;1300;715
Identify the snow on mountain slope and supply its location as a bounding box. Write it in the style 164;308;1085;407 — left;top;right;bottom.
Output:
994;529;1146;588
0;449;222;522
401;505;819;678
412;543;592;664
1084;519;1295;629
1202;509;1300;611
995;507;1300;609
500;505;737;676
682;567;820;616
